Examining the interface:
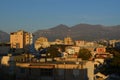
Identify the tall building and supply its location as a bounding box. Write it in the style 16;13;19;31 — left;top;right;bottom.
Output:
64;37;74;45
10;30;33;48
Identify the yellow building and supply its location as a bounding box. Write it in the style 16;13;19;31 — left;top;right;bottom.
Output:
35;37;50;50
64;37;74;45
75;40;86;47
10;30;33;48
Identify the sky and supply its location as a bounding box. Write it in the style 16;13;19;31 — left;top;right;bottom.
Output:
0;0;120;33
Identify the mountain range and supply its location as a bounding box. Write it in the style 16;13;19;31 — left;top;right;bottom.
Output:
0;30;9;42
33;24;120;41
1;23;120;42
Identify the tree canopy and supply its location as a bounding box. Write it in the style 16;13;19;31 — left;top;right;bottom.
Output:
46;46;61;58
77;48;92;60
98;47;120;76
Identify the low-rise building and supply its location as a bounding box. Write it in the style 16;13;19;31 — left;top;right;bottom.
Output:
35;37;50;50
1;55;95;80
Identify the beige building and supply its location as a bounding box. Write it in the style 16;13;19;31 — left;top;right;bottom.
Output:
65;46;80;55
54;39;63;44
35;37;50;50
75;40;86;47
1;55;94;80
15;61;94;80
10;30;33;49
64;37;74;45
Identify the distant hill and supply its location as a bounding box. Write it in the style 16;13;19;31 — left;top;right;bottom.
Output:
33;24;120;41
0;30;9;42
1;23;120;42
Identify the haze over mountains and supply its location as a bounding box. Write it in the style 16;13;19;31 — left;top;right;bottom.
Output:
1;23;120;42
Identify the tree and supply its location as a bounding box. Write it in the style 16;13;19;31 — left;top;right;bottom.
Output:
98;47;120;76
46;46;61;58
78;48;92;60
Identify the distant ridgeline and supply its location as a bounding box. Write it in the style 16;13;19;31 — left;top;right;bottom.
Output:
0;30;9;42
33;24;120;41
1;24;120;42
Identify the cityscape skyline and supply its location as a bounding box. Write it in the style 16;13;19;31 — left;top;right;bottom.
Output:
0;0;120;33
0;26;118;80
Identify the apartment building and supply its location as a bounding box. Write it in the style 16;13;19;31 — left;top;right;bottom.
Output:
64;37;74;45
10;30;33;49
35;37;50;50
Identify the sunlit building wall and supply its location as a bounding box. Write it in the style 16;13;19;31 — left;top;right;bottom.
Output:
64;37;74;45
35;37;50;50
10;30;33;48
75;40;86;47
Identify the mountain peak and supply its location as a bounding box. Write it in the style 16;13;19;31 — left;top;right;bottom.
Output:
0;30;9;42
33;23;120;41
50;24;69;30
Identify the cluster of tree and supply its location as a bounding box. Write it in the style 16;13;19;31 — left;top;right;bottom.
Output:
45;46;62;58
37;45;62;58
98;47;120;76
37;46;92;60
77;48;92;60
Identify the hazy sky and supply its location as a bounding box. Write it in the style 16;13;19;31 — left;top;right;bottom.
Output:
0;0;120;33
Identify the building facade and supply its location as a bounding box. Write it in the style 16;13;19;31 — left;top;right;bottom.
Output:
35;37;50;50
0;55;94;80
10;30;33;49
75;40;86;47
64;37;74;45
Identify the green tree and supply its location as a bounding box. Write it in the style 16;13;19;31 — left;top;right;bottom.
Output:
46;46;61;58
78;48;92;60
98;47;120;76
